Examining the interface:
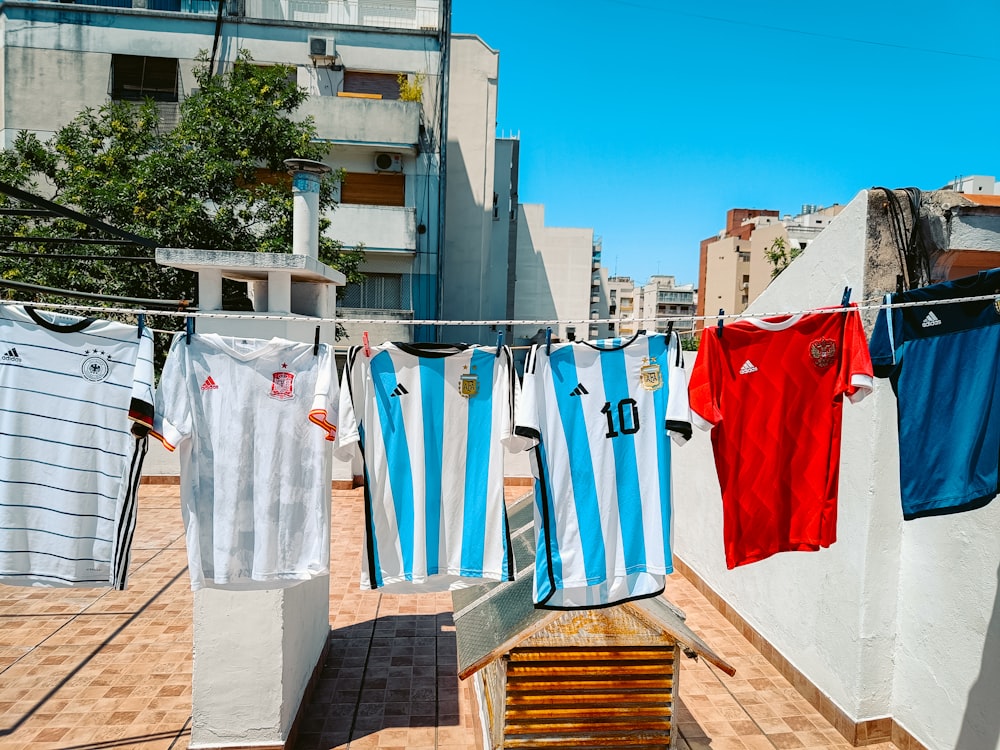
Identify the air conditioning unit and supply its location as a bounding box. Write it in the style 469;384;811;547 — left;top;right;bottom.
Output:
374;153;403;173
308;37;336;59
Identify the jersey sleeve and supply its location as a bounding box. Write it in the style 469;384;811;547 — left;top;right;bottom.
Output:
867;294;900;378
664;332;692;444
497;345;527;450
687;329;722;431
510;344;541;452
128;327;155;437
152;332;191;452
333;346;362;458
307;344;338;441
842;306;874;403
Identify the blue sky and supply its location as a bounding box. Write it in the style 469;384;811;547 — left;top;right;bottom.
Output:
451;0;1000;286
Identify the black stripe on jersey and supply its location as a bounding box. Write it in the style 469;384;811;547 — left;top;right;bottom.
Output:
525;345;538;375
0;384;127;414
113;436;146;590
665;420;693;442
0;433;127;458
0;548;106;563
2;526;108;542
128;397;154;436
0;454;122;481
531;444;558;609
0;407;127;436
502;346;517;428
671;330;684;368
0;501;115;522
357;429;380;590
501;505;515;583
514;425;540;441
24;306;96;332
3;363;132;391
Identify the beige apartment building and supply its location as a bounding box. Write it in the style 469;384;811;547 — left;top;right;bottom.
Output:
696;204;843;332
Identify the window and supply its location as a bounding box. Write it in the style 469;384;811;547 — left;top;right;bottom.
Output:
341;273;408;309
111;55;179;102
341;172;405;207
342;71;400;100
565;327;576;341
738;252;750;262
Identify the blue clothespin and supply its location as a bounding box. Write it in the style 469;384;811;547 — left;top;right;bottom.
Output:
717;309;725;336
545;326;552;355
841;286;852;308
136;313;145;339
495;330;504;358
185;316;194;345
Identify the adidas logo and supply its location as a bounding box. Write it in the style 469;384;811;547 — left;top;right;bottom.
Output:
390;384;409;398
1;347;21;363
569;383;589;397
200;376;218;391
739;360;758;375
922;310;942;328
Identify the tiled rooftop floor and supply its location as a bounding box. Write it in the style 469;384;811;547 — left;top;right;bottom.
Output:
0;484;899;750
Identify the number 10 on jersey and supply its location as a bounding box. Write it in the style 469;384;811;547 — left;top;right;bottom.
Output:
601;398;640;438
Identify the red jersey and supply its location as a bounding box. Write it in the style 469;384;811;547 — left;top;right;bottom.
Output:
688;306;873;569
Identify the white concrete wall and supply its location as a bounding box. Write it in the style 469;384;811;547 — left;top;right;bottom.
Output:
676;188;1000;750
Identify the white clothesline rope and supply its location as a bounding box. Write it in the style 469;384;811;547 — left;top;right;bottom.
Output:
2;292;998;329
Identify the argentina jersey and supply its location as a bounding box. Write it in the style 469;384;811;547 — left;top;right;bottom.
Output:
869;269;1000;519
336;342;518;593
515;331;692;609
0;305;154;589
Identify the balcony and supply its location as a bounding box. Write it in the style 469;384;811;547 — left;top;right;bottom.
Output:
297;96;420;148
65;0;441;30
327;203;416;253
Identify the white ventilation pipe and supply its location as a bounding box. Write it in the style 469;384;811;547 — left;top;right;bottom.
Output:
284;158;331;259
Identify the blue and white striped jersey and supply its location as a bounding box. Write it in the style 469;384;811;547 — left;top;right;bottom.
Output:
515;332;691;609
336;342;518;592
0;305;154;589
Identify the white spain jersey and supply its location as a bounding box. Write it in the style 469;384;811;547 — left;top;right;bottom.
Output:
154;333;337;591
0;305;154;589
515;332;691;609
336;342;519;593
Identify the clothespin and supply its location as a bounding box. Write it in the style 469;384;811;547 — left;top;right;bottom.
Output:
545;326;552;355
313;325;320;356
136;313;145;339
666;321;673;337
495;330;504;358
841;286;852;308
185;316;194;345
362;331;371;358
717;309;725;336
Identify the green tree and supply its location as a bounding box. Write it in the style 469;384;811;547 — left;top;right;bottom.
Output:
0;49;364;313
764;235;801;279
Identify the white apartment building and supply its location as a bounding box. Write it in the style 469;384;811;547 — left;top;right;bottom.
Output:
0;0;448;342
635;275;696;336
606;275;636;337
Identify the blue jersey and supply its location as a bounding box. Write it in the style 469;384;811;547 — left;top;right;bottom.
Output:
336;342;518;592
514;332;691;609
869;269;1000;519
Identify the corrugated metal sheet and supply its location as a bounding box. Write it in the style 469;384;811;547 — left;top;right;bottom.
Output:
502;646;675;749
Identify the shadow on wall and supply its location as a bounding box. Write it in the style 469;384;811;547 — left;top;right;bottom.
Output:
955;557;1000;749
293;614;461;748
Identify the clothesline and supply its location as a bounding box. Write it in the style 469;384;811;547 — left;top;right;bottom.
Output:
2;291;998;329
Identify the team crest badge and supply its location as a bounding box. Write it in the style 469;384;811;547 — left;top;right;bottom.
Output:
81;349;111;382
270;370;295;400
459;364;479;398
639;357;663;391
809;338;837;368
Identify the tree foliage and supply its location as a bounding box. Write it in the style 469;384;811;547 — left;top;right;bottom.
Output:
0;49;364;312
764;235;802;279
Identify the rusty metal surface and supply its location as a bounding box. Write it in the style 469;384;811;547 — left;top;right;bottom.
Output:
501;646;675;748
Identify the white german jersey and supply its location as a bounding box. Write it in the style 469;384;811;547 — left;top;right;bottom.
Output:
0;305;154;589
515;332;691;609
154;333;337;591
336;342;518;592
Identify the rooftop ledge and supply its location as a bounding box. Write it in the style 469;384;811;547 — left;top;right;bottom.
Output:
156;248;346;285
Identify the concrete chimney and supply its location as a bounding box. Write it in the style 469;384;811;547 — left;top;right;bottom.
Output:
284;158;332;259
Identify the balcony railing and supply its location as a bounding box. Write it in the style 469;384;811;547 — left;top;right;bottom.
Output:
55;0;441;31
327;204;416;253
296;96;419;146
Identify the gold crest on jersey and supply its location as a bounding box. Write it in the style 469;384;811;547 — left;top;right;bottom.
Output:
640;357;663;391
459;364;479;398
810;338;836;368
